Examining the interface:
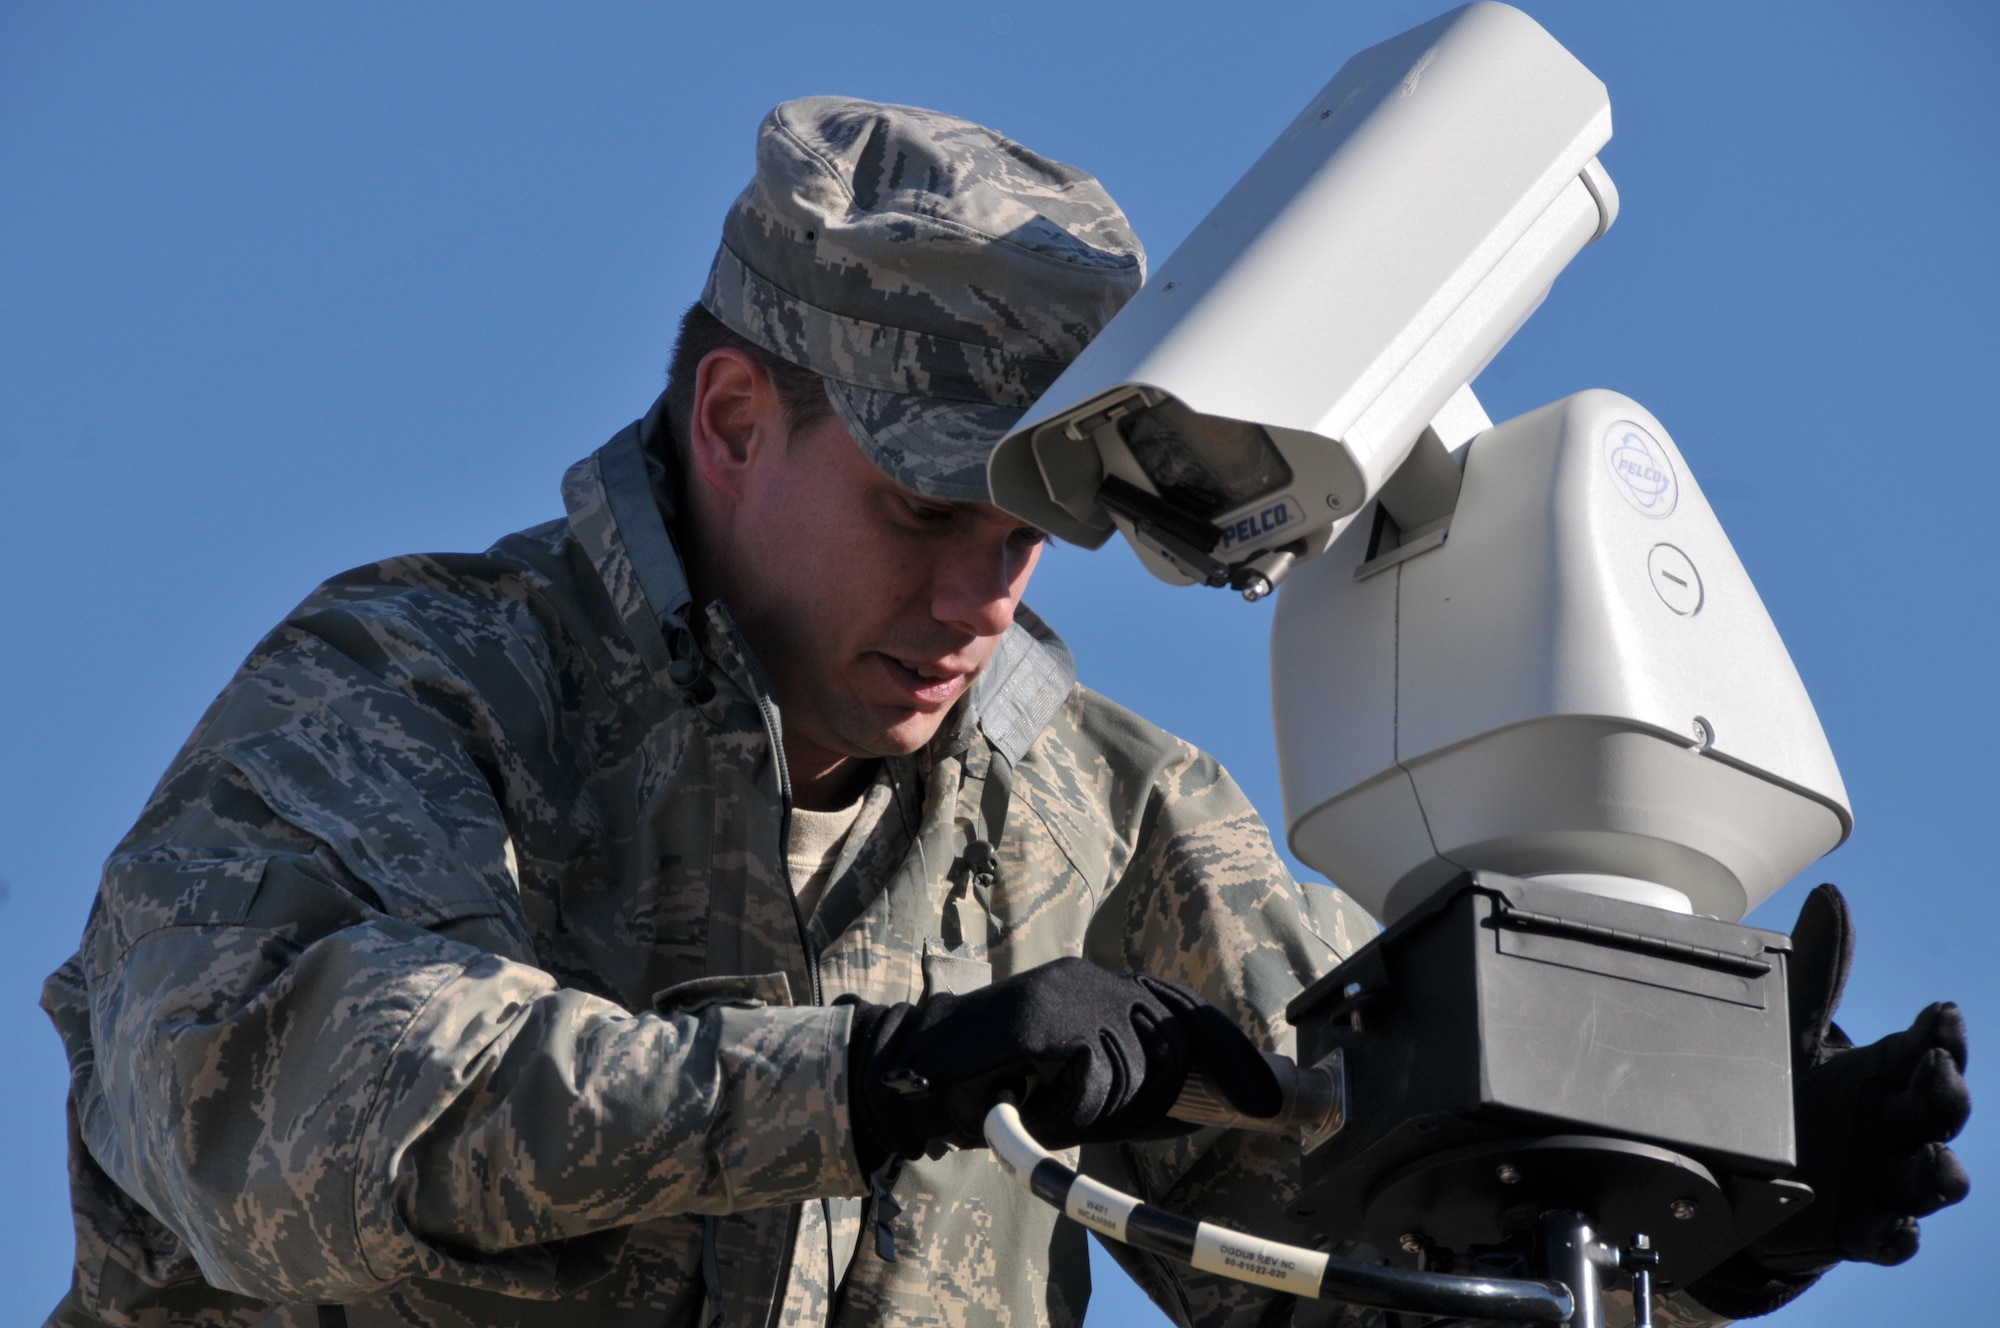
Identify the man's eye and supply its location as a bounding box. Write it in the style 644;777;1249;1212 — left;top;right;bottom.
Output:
906;499;954;523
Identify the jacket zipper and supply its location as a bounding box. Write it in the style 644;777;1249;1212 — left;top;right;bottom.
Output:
729;625;822;1328
693;603;824;1009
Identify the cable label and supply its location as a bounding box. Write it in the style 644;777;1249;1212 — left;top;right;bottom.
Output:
1192;1224;1330;1296
1064;1176;1139;1241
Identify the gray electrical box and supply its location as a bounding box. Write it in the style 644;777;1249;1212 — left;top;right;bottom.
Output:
1288;873;1809;1284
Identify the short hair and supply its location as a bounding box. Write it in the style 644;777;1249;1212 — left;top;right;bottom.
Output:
659;301;833;463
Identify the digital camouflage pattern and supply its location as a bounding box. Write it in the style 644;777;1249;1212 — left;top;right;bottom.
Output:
700;96;1146;504
36;392;1334;1328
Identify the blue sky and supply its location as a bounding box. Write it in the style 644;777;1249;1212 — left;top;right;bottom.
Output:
1;3;1994;1323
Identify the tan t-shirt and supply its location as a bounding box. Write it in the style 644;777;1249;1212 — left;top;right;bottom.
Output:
787;790;871;921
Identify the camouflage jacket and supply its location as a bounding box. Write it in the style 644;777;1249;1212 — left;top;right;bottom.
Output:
40;401;1392;1328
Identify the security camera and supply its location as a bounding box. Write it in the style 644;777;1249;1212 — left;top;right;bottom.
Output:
989;2;1619;599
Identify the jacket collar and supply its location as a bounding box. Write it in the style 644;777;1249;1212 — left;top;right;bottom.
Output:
560;392;694;695
963;603;1074;764
562;392;1077;759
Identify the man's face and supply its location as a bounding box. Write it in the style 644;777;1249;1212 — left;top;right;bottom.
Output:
715;404;1046;766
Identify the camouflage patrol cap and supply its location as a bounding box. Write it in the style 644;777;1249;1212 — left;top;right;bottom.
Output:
701;96;1145;504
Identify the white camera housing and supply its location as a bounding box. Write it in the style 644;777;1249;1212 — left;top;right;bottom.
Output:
1273;390;1852;924
990;2;1619;593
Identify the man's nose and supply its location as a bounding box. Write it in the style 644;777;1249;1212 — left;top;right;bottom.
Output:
931;541;1023;639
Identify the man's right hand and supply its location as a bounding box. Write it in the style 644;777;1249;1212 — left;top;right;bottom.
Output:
841;956;1281;1171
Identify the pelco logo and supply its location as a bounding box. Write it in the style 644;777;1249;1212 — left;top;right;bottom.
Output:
1602;420;1678;518
1217;497;1304;551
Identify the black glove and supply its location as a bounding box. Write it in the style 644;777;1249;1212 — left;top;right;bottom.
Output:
841;956;1282;1171
1690;884;1971;1319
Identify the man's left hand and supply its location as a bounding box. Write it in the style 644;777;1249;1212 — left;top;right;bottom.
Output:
1689;884;1971;1318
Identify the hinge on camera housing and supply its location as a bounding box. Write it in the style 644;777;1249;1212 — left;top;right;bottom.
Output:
1355;424;1465;581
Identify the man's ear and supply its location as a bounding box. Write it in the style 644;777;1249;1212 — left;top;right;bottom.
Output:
687;348;784;506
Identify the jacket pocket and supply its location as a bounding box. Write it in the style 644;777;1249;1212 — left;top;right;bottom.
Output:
86;848;273;983
220;708;511;930
652;971;795;1015
921;938;992;998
